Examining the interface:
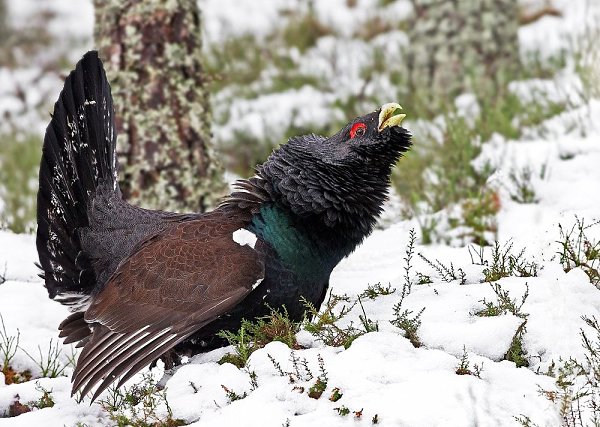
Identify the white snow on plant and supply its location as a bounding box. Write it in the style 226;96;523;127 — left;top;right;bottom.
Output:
508;70;585;107
1;1;93;137
0;68;65;135
200;0;412;43
199;0;300;44
6;0;93;39
215;86;345;145
518;0;600;60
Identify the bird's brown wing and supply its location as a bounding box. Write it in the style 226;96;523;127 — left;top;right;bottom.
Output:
70;215;263;401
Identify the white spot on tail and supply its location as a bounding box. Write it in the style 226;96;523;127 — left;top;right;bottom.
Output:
232;228;257;249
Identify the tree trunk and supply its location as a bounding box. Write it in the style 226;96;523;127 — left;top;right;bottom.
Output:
93;0;226;212
0;0;7;43
407;0;520;114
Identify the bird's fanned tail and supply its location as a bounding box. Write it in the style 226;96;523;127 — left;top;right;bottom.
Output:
36;51;119;307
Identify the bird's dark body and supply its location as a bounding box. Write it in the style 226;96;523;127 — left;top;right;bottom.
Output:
35;51;411;400
179;203;346;353
80;192;336;354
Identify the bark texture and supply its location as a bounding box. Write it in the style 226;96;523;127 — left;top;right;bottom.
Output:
93;0;226;212
0;0;7;43
407;0;520;111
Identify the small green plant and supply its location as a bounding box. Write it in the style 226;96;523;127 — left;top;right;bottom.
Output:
303;292;371;349
357;296;379;334
268;351;313;384
403;228;417;293
416;272;433;285
204;34;266;93
474;91;565;141
281;9;331;52
472;282;530;368
417;217;438;246
308;377;327;400
537;316;600;425
513;414;541;427
245;308;300;350
21;339;67;378
304;283;384;348
359;283;395;300
0;133;41;233
334;406;350;416
470;241;540;282
308;355;328;399
218;325;253;368
559;151;576;161
391;233;426;347
455;346;483;378
221;384;248;402
418;253;467;285
248;369;258;391
218;308;301;368
392;114;490;225
504;321;529;368
28;383;55;409
99;373;185;427
571;18;600;103
557;217;600;287
0;314;19;374
329;387;343;402
509;166;539;204
457;190;500;246
390;292;425;348
64;345;78;369
474;283;529;319
0;314;29;385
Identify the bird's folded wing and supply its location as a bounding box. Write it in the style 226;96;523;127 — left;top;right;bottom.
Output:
71;217;263;400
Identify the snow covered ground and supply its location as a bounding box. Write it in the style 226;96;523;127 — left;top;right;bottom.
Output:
1;0;600;426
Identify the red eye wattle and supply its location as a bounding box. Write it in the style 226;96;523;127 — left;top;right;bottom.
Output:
350;123;366;139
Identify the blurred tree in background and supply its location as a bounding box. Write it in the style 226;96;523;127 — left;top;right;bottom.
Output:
93;0;226;213
0;0;7;43
407;0;520;114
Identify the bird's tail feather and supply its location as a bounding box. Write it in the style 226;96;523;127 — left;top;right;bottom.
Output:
36;51;119;305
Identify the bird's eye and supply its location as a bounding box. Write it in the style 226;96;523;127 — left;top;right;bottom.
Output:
350;122;367;139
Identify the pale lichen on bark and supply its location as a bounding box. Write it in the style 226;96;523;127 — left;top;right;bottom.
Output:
407;0;520;111
93;0;226;212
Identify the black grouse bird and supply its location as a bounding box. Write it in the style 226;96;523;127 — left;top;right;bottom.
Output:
36;51;411;401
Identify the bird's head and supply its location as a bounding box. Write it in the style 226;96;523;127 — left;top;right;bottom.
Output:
313;102;410;168
256;103;412;240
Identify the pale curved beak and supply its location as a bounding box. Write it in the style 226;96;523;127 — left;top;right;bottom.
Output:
378;103;406;132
